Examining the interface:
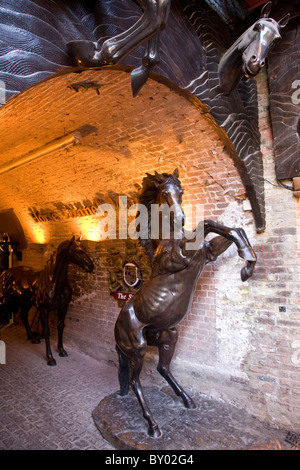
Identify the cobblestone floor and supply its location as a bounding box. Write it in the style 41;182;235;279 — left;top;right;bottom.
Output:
0;324;116;450
0;324;293;451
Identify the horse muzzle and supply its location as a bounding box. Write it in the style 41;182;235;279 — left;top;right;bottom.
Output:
85;262;94;273
244;57;265;78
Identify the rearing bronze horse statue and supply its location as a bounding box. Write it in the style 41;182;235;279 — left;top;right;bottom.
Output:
0;236;94;366
114;170;256;437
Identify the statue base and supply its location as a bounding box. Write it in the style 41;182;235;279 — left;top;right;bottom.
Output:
92;386;287;450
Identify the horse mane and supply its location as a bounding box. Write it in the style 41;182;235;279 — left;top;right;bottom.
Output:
34;240;70;302
137;171;182;259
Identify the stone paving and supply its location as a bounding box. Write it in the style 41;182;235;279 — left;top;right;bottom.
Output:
0;324;293;451
0;324;116;450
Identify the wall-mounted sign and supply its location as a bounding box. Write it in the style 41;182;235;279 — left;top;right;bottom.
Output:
29;201;101;223
113;292;135;302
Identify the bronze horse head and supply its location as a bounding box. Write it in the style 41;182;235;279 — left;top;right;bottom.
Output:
243;2;289;78
219;2;289;95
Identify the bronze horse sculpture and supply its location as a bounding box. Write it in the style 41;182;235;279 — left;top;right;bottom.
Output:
218;1;289;95
0;236;94;366
114;169;257;437
67;1;289;96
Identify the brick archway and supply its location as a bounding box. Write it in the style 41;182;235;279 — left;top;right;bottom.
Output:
0;67;253;369
0;67;247;246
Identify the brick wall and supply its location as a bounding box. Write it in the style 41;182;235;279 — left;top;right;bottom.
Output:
1;68;299;432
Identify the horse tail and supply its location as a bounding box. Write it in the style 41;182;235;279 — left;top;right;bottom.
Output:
116;345;130;396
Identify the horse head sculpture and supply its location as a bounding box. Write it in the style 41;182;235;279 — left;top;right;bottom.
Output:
67;236;95;273
218;1;290;95
243;2;290;78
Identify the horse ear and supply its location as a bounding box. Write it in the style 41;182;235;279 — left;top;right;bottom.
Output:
278;13;290;29
70;235;76;244
260;1;272;18
154;171;164;184
173;168;179;178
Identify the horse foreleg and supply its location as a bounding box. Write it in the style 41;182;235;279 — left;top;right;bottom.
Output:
146;328;196;409
131;34;160;96
98;0;170;65
57;305;68;358
20;303;40;343
203;219;256;281
67;0;170;69
40;308;56;366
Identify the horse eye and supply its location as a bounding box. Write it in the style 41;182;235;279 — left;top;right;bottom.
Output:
254;22;262;32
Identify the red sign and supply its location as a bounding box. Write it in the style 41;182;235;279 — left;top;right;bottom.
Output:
113;292;135;301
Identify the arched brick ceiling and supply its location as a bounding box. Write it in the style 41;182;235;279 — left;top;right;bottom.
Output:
0;0;267;231
0;68;246;245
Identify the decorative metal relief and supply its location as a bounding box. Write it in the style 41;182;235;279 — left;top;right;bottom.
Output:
267;10;300;181
2;0;291;232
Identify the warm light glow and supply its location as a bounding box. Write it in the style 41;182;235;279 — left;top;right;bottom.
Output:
75;217;102;242
32;225;47;244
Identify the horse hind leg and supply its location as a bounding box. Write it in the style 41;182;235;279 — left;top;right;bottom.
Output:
39;308;56;366
116;342;161;437
116;344;130;396
115;308;161;437
20;303;37;342
128;348;161;438
146;328;196;409
57;306;68;358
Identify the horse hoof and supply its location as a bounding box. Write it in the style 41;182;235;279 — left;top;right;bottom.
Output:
131;65;150;97
47;358;57;366
241;260;255;282
183;395;196;409
31;338;40;344
59;350;68;358
185;399;196;409
149;425;161;438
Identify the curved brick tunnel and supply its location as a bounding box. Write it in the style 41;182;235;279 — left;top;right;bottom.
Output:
0;68;300;435
0;67;246;246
